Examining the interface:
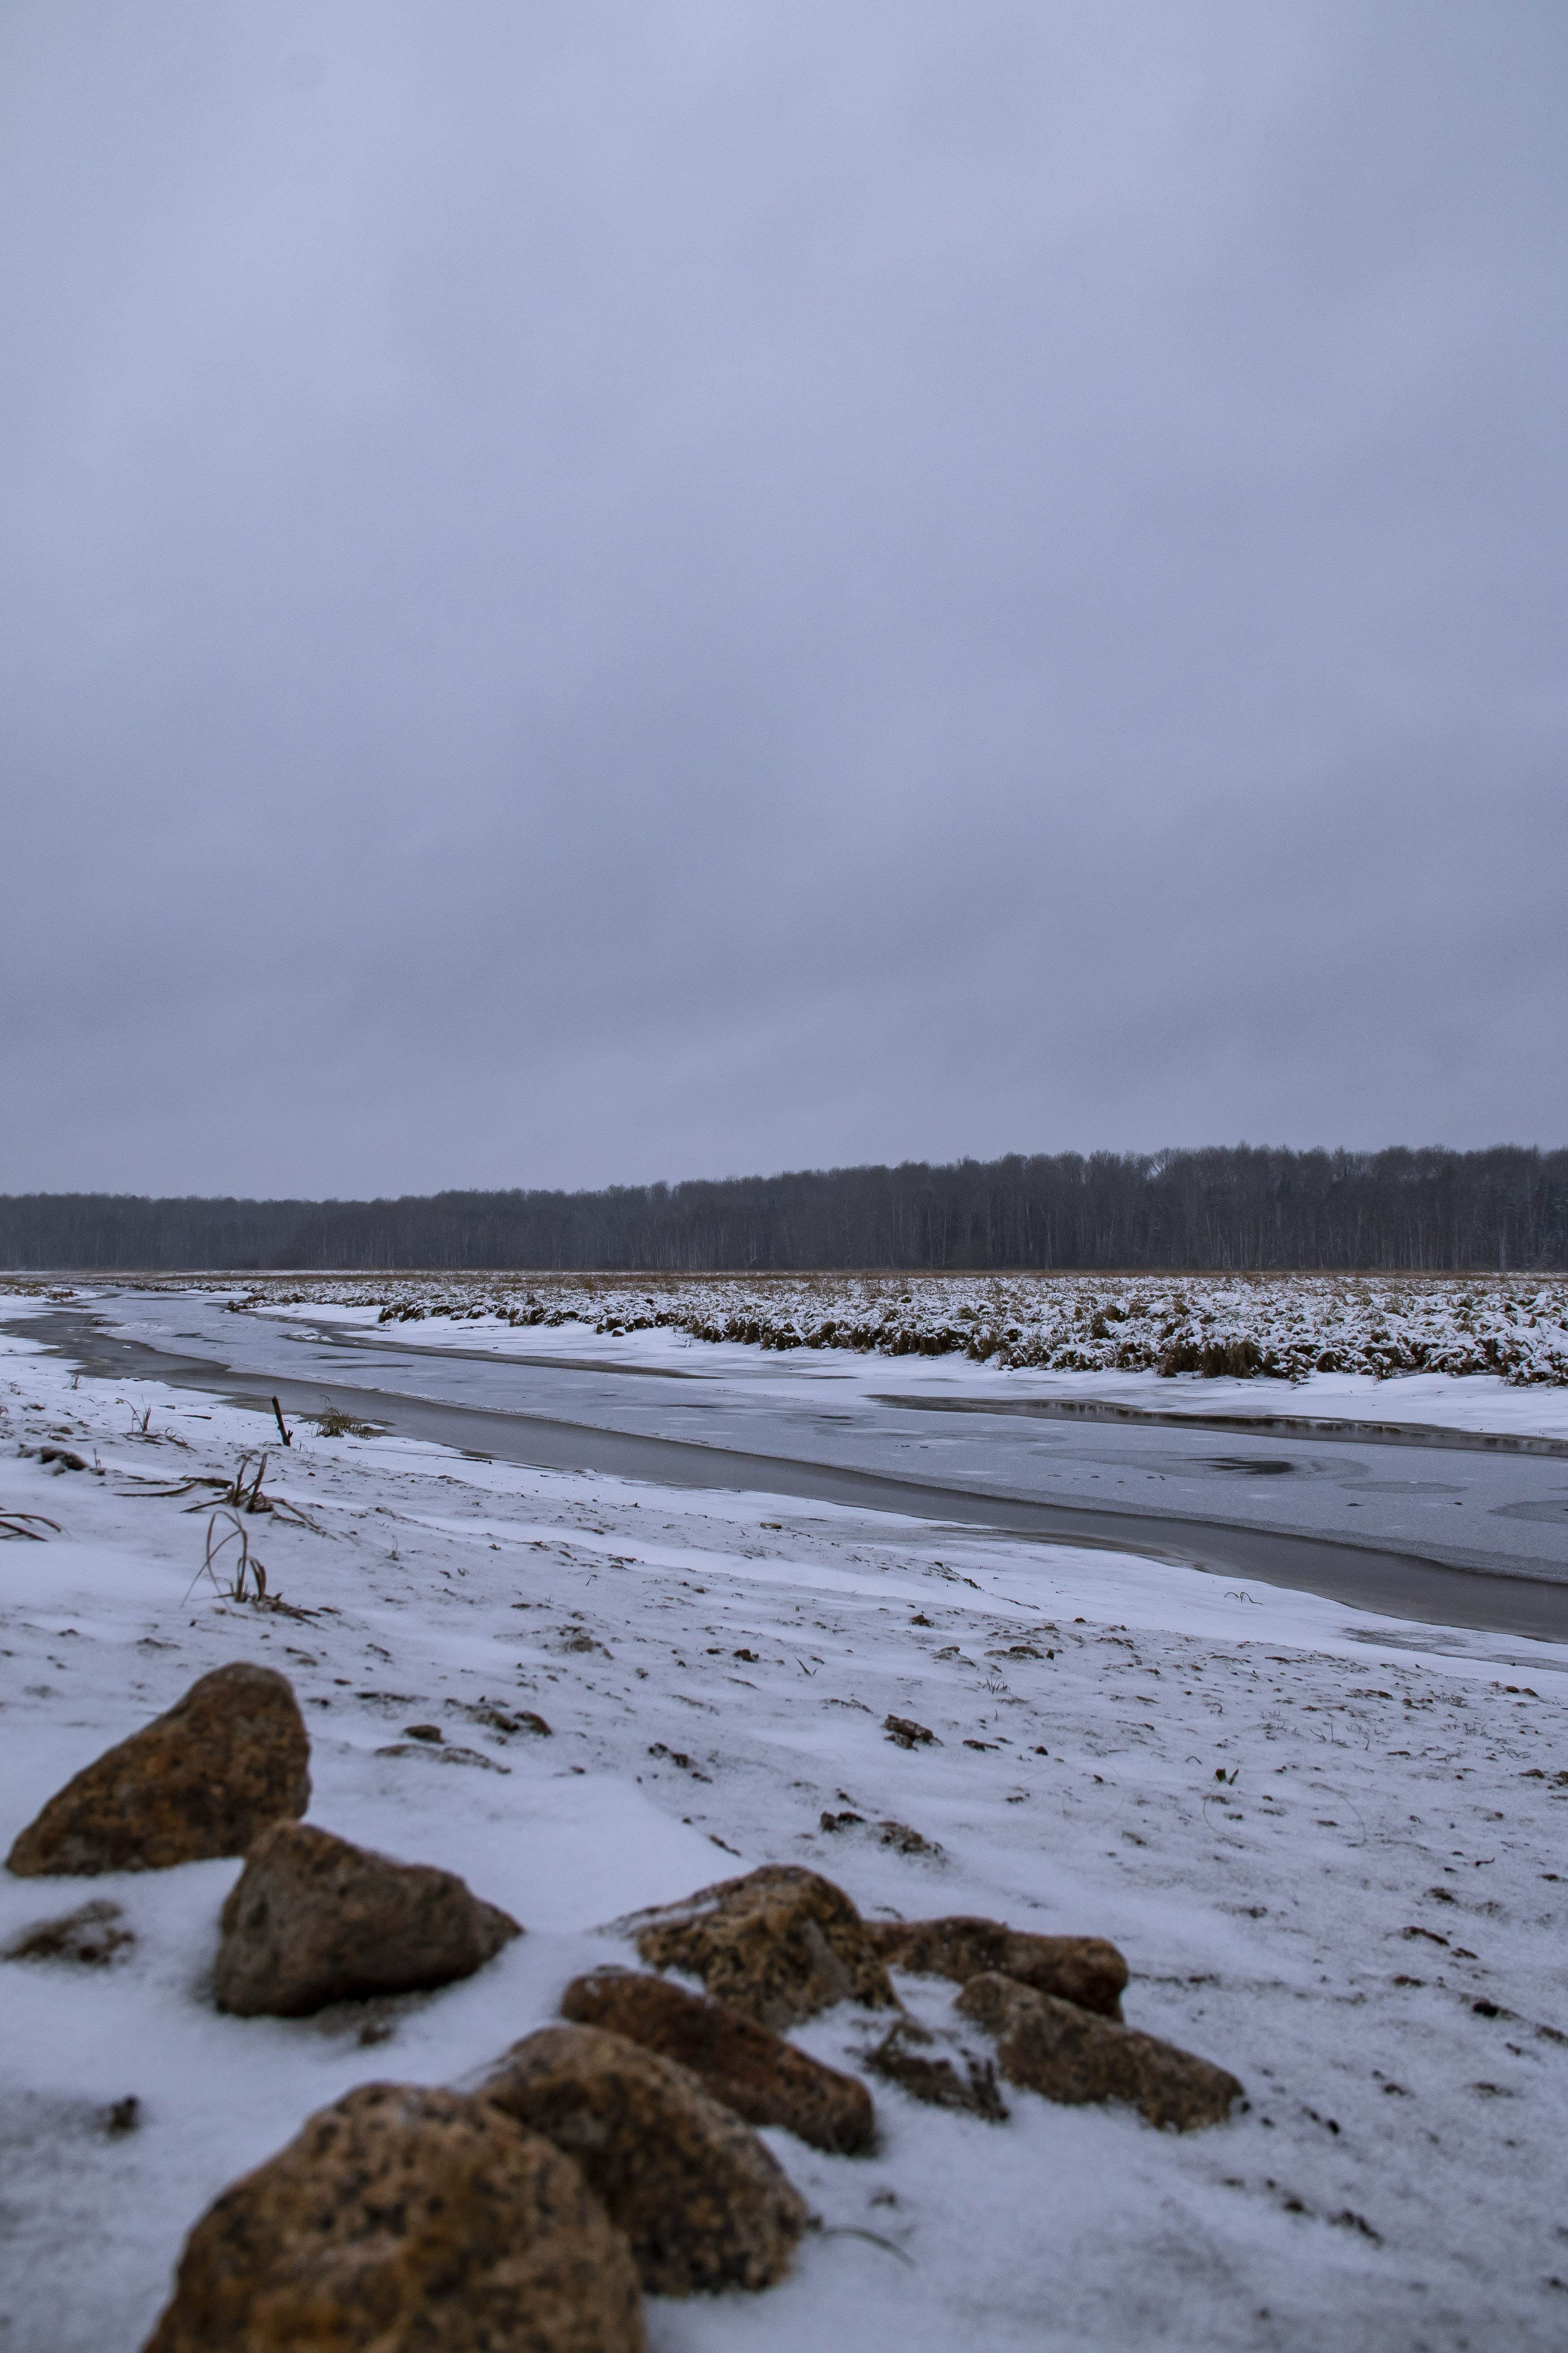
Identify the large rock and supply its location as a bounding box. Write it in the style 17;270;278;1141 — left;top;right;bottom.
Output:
626;1865;895;2030
955;1972;1242;2131
6;1663;309;1878
560;1967;874;2154
866;1917;1127;2019
142;2081;643;2353
482;2023;809;2295
213;1821;520;2018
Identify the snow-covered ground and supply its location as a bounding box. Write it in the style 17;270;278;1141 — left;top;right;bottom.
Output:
4;1319;1568;2352
242;1267;1568;1387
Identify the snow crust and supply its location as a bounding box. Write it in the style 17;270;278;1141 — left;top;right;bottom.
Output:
3;1320;1568;2352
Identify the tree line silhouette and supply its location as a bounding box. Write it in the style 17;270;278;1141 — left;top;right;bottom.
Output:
3;1146;1565;1273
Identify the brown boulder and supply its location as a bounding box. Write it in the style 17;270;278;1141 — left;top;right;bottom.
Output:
213;1820;520;2018
6;1663;309;1878
955;1972;1242;2130
627;1865;895;2030
867;1917;1127;2019
482;2024;809;2295
560;1967;874;2153
142;2081;643;2353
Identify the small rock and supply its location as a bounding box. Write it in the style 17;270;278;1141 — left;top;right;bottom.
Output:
375;1739;510;1772
955;1972;1242;2130
625;1865;896;2030
865;2016;1008;2121
883;1715;938;1749
3;1897;135;1966
403;1723;444;1743
874;1820;943;1859
481;2024;809;2296
867;1917;1127;2019
104;2095;141;2134
6;1663;309;1878
560;1967;875;2154
449;1701;551;1738
142;2081;643;2353
213;1821;520;2018
821;1814;943;1857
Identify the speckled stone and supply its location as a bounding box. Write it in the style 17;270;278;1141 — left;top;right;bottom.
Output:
560;1966;874;2152
956;1972;1242;2130
213;1820;520;2017
7;1663;309;1878
482;2023;809;2296
866;1917;1128;2018
629;1864;895;2030
142;2081;643;2353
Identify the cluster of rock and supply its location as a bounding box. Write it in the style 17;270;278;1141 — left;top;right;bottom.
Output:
4;1664;523;2014
5;1662;1245;2350
613;1867;1240;2132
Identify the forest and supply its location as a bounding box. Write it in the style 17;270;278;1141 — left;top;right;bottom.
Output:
3;1145;1565;1273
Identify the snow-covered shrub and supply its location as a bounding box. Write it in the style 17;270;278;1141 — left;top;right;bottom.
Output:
196;1270;1568;1386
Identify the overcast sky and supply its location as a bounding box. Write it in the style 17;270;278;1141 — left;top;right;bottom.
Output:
2;3;1564;1199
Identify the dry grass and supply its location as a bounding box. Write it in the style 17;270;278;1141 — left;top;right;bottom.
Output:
310;1401;377;1438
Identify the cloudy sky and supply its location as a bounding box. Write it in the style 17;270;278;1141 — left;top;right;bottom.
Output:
2;3;1564;1198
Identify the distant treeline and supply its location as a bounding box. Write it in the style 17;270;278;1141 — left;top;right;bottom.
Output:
3;1146;1566;1274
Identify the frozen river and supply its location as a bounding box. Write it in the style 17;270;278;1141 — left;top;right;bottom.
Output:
11;1287;1568;1641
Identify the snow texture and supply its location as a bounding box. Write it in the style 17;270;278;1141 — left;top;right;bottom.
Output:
66;1266;1568;1386
3;1313;1568;2352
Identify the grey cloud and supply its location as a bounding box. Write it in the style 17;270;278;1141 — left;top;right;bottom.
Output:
1;2;1564;1196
